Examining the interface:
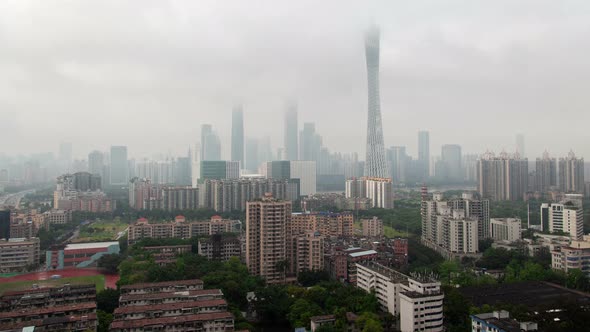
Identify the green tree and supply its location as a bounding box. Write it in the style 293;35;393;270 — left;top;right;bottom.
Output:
97;310;113;332
96;288;120;313
97;254;124;274
287;299;322;328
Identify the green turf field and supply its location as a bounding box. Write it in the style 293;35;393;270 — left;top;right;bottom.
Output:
0;275;105;295
74;218;128;243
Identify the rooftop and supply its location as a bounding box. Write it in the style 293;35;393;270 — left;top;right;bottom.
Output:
110;311;233;329
120;289;223;302
65;241;119;250
114;299;227;315
120;279;203;291
348;250;378;258
0;302;95;319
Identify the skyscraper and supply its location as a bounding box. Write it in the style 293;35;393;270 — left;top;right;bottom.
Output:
246;195;291;284
418;131;430;179
299;123;322;162
201;124;221;161
516;134;525;158
477;152;528;201
284;102;298;161
88;150;104;179
231;106;244;166
437;144;462;182
109;146;128;186
363;26;388;178
386;146;408;184
245;138;259;173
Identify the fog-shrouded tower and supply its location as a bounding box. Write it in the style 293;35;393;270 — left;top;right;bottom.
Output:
284;102;298;161
364;25;388;178
231;105;244;166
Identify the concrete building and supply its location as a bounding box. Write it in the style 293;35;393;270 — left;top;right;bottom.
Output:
263;160;316;196
541;194;584;240
112;279;234;331
418;131;430;180
127;216;241;245
345;177;393;209
436;144;462;182
535;151;557;193
246;196;291;284
0;237;40;273
551;235;590;277
558;151;585;194
88;150;105;182
477;152;528;201
201;124;222;161
362;217;383;237
231;105;244;167
356;262;444;332
295;231;325;273
198;234;242;262
0;210;9;240
472;310;538;332
490;218;522;242
200;160;240;181
421;192;481;259
387;146;408;184
46;241;119;270
200;178;298;212
290;212;354;238
110;145;128;186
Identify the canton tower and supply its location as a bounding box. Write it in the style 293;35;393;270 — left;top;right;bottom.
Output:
364;25;389;178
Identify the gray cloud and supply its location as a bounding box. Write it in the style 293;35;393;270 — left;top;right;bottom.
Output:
0;0;589;160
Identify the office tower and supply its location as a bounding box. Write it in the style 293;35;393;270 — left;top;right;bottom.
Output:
418;131;430;180
0;210;10;240
559;151;585;194
246;196;292;284
284;102;298;161
516;134;525;158
363;26;388;178
175;155;192;186
387;146;408;184
245;138;259;172
200;161;240;181
541;194;584;240
436;144;462;182
109;146;128;186
535;151;557;193
231;105;244;166
299;123;322;162
258;136;273;164
477;152;528;201
201;124;221;161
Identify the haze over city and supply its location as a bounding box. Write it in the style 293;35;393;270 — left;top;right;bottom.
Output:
1;0;589;159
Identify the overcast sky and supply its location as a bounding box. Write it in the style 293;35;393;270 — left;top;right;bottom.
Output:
1;0;589;160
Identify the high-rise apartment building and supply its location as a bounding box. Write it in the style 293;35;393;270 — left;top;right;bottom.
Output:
490;218;522;242
295;231;325;274
558;151;584;194
345;177;393;209
201;124;221;161
231;106;244;166
362;217;383;237
541;194;584;240
535;151;557;193
246;196;292;284
421;192;481;258
448;192;490;239
200;161;240;181
418;131;430;180
290;212;354;238
263;161;316;196
363;26;388;179
175;155;192;186
477;152;528;201
109;146;128;186
284;102;298;161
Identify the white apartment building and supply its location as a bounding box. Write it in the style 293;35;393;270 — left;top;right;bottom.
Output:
541;194;584;240
490;218;522;242
356;262;444;332
345;177;393;209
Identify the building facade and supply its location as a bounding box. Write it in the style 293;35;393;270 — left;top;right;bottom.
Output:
477;152;528;201
490;218;522;242
558;151;585;194
0;237;40;273
362;217;384;237
541;194;584;240
345;177;393;209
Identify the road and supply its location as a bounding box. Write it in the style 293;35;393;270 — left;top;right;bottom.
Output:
0;189;35;209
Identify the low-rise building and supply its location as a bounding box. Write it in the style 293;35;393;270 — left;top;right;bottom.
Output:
0;237;40;273
45;241;119;270
551;235;590;277
142;245;193;266
356;262;444;332
112;279;234;331
490;218;522;242
198;235;242;261
362;216;384;237
0;284;96;311
471;310;538;332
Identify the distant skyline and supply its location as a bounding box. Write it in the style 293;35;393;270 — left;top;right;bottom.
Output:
1;1;589;159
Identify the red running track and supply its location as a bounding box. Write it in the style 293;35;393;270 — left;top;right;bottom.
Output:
1;268;119;289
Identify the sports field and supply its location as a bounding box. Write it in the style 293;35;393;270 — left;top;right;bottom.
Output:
74;218;128;242
0;268;119;295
